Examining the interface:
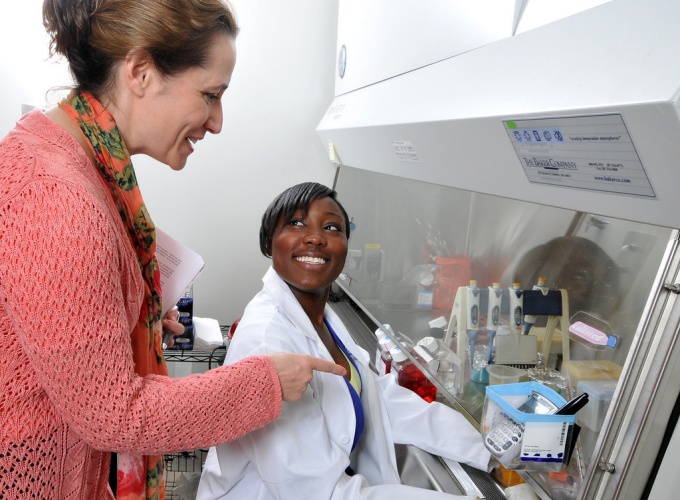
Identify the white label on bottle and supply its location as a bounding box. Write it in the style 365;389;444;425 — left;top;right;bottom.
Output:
417;290;433;308
414;345;434;363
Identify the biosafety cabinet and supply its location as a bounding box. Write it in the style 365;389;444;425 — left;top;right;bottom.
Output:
317;1;680;499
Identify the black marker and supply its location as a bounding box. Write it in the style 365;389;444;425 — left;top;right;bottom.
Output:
554;393;589;415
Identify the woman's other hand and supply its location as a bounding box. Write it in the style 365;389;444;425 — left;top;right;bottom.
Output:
161;307;185;348
269;353;346;402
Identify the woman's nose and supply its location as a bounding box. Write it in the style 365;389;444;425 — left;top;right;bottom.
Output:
304;230;326;246
205;102;223;134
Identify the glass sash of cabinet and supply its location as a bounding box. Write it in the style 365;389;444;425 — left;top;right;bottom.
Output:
333;165;674;498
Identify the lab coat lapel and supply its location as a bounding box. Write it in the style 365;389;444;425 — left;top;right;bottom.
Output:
323;305;402;485
262;268;356;456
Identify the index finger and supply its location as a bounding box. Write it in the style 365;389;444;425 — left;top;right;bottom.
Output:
311;357;347;377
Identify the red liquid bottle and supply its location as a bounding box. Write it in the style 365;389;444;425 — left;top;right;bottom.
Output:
374;326;396;376
389;346;437;403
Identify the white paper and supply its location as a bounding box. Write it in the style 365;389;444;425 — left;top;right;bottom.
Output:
193;317;223;344
156;228;205;317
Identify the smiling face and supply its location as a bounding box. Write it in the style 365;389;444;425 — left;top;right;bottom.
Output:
128;33;237;170
271;197;349;302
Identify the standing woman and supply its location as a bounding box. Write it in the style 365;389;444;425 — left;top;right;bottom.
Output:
0;1;343;498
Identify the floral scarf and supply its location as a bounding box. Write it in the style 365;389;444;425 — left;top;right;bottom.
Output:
59;91;167;499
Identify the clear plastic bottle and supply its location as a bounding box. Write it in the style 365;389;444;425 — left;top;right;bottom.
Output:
417;336;458;391
389;345;437;403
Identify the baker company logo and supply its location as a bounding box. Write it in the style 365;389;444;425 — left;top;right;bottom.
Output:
521;157;577;170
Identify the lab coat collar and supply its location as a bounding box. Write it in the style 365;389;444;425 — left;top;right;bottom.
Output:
262;266;324;342
261;267;369;365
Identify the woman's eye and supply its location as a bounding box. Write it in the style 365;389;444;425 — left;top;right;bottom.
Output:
325;223;343;232
204;93;220;104
288;220;304;227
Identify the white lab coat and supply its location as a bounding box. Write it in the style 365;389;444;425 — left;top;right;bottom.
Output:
197;267;490;500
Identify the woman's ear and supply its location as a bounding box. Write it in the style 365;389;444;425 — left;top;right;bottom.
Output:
123;48;156;97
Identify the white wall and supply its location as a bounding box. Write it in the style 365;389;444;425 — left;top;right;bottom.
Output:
1;0;340;325
0;3;72;130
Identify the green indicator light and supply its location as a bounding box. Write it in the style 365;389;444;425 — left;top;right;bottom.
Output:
506;121;517;129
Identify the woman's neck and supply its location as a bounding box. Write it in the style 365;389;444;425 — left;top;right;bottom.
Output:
291;287;329;330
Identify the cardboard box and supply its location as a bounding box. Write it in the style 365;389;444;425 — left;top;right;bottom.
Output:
167;296;194;350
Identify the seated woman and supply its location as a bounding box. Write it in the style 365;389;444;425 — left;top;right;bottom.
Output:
197;182;490;499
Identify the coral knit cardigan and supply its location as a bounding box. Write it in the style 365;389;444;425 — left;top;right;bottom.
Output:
0;110;281;499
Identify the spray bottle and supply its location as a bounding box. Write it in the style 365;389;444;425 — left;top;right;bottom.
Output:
486;282;503;363
523;276;548;335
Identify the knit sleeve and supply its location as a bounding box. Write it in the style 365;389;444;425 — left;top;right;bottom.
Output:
0;173;281;454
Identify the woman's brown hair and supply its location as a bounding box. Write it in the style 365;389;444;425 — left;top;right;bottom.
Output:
43;0;239;98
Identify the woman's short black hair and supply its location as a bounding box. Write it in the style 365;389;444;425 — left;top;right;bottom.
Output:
260;182;350;258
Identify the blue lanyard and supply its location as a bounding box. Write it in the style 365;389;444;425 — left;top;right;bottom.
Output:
324;318;365;451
